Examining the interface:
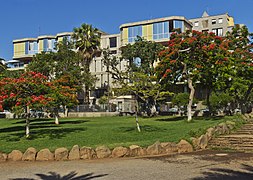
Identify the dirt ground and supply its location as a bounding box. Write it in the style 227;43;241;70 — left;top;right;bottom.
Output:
1;150;253;180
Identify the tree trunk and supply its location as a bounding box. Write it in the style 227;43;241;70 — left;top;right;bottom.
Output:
206;88;212;116
64;106;68;117
135;98;141;132
54;109;60;125
187;78;195;122
26;106;30;138
85;85;90;105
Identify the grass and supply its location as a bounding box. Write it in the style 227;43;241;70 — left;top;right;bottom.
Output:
0;115;243;153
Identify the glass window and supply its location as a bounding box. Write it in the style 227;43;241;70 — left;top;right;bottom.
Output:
218;28;223;36
212;19;216;24
133;57;141;67
174;20;184;32
153;21;169;40
28;41;38;54
194;21;199;27
128;25;142;43
218;18;223;24
109;37;117;48
212;28;223;36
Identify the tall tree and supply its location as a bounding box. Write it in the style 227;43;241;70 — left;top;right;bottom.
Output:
156;30;231;121
72;23;101;104
102;38;169;116
0;72;52;137
27;38;82;123
226;25;253;114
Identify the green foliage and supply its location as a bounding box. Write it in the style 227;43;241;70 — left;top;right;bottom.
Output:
172;93;190;107
121;36;164;75
203;92;234;113
98;95;108;105
102;40;169;115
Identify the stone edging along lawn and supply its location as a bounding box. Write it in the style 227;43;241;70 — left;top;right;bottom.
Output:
0;115;250;162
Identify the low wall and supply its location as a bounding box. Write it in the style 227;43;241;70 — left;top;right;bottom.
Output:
66;112;120;118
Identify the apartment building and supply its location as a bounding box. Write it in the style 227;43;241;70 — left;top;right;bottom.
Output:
9;12;236;104
120;16;192;46
189;11;234;36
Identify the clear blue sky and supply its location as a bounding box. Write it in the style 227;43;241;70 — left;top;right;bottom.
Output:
1;0;252;60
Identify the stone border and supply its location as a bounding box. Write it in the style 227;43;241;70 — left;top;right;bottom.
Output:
0;115;250;162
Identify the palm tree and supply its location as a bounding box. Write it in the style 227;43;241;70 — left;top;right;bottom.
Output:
0;58;6;74
72;23;101;104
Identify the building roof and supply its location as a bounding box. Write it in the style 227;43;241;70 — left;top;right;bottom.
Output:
120;16;192;29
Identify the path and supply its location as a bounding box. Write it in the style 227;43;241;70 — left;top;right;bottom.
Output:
1;150;253;180
209;120;253;152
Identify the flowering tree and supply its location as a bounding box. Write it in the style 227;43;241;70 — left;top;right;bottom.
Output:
0;72;52;137
0;72;78;137
46;74;78;124
226;25;253;114
156;30;231;121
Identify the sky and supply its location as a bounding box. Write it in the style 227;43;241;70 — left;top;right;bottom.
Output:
0;0;252;60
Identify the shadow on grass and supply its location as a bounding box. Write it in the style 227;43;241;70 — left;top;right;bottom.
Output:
191;164;253;180
3;126;87;141
155;116;225;122
155;116;185;122
10;171;108;180
0;120;88;141
13;119;90;125
117;125;167;132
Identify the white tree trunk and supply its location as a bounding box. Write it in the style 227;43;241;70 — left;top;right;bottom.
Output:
26;106;30;138
55;115;59;125
135;99;141;132
64;106;68;117
187;78;195;122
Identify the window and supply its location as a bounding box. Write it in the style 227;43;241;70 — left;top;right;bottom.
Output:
28;41;38;54
128;25;142;43
174;20;184;33
153;21;169;40
212;28;223;36
109;37;117;48
218;18;223;24
133;57;141;67
218;28;223;36
202;30;209;33
194;21;199;27
212;19;216;25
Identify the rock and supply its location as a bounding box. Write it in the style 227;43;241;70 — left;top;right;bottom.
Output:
198;134;208;149
8;150;23;161
147;141;163;155
226;121;236;130
214;126;223;135
22;147;37;161
177;140;193;153
206;127;215;140
36;149;54;161
161;142;178;153
95;146;111;159
80;146;97;159
218;123;230;134
190;137;200;150
55;147;68;161
129;145;146;156
112;147;129;158
68;145;80;160
0;152;7;162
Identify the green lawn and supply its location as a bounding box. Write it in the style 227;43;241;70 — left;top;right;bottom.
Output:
0;115;243;153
